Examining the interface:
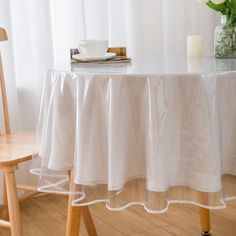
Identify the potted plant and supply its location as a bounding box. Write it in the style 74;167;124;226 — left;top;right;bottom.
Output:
196;0;236;58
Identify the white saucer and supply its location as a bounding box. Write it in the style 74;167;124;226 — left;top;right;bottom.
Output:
72;52;116;62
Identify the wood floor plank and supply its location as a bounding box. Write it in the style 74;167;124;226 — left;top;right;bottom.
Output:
90;204;157;235
131;227;173;236
91;215;125;236
0;195;236;236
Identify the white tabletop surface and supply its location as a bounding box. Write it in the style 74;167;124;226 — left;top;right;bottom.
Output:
52;57;236;75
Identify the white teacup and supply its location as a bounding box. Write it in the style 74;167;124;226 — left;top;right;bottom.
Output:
79;40;108;57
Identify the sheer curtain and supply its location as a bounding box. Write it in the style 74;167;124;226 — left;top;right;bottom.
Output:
51;0;219;62
0;0;219;198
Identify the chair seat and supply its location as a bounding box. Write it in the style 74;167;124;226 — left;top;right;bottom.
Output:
0;132;34;167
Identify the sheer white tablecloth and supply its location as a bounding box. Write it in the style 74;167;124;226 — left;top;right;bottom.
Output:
31;57;236;213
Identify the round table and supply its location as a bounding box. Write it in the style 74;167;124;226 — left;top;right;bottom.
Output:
32;57;236;213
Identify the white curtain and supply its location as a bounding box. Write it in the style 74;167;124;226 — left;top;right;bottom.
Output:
0;0;219;197
50;0;219;62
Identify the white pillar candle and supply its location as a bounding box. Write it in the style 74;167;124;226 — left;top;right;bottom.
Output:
187;35;203;58
187;58;201;72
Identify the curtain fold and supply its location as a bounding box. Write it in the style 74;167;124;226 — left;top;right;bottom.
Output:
9;0;54;130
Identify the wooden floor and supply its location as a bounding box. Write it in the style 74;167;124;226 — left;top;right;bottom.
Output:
1;195;236;236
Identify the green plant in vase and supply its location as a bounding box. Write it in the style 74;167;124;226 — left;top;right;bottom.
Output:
196;0;236;58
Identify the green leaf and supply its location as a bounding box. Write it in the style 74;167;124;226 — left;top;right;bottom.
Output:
207;1;227;14
230;0;236;13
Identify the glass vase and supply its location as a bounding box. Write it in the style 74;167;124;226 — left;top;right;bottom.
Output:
214;15;236;58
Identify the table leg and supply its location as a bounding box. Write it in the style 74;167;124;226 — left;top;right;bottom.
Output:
66;170;82;236
83;206;97;236
199;207;211;236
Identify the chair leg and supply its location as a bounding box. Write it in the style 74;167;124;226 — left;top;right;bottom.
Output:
199;207;211;236
2;176;9;220
82;206;97;236
66;170;82;236
4;167;23;236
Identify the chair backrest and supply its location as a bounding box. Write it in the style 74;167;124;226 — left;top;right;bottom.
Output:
107;47;126;56
0;27;11;134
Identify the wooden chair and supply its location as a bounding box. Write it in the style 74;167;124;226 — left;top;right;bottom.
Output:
0;27;97;236
0;27;36;236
